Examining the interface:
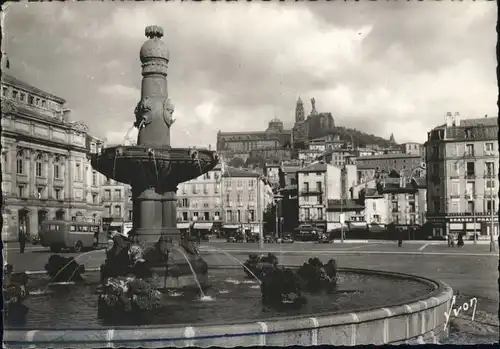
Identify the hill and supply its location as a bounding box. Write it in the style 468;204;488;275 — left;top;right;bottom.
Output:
311;126;394;148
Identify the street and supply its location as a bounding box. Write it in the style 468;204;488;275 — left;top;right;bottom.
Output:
3;240;498;315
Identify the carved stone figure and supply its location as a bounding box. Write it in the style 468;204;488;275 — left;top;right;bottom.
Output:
163;98;175;127
134;97;153;128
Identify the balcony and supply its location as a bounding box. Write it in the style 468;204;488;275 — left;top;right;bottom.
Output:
300;189;323;196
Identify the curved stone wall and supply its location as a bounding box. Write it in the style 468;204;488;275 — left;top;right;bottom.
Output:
3;268;453;348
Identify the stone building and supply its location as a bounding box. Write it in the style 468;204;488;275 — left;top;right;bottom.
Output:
216;118;293;162
1;73;104;240
425;115;499;239
176;165;274;235
356;153;425;178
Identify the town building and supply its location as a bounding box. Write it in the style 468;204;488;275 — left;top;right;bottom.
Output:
379;177;427;227
363;188;389;224
296;162;341;232
176;165;274;235
216;118;292;162
425;114;499;239
356;153;425;178
101;179;133;222
248;147;294;164
1;72;104;241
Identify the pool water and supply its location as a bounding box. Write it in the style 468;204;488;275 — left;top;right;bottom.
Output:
7;269;435;329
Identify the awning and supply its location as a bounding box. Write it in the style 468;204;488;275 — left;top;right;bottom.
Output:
177;222;190;229
223;224;241;229
193;222;213;230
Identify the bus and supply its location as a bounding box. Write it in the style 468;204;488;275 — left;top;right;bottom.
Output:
39;220;102;253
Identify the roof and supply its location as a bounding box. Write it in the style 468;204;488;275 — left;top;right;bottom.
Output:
2;73;66;103
357;163;377;170
218;129;292;136
357;153;421;160
381;177;426;193
283;166;301;174
365;188;383;197
432;117;498;130
327;199;365;212
222;166;261;178
297;162;327;173
279;184;297;192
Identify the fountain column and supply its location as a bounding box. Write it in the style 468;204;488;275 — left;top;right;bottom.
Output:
132;25;179;245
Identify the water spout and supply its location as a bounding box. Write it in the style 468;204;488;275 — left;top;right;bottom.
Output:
172;247;208;299
200;246;262;285
43;250;102;292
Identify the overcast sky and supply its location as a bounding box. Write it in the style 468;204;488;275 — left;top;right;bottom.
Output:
2;1;497;148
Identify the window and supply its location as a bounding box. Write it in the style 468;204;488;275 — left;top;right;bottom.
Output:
18;185;24;198
92;194;98;204
226;194;230;205
20;92;26;102
204;212;210;220
215;184;220;194
182;212;188;221
28;95;34;105
466;162;475;177
237;194;242;204
466;181;475;198
16;156;24;175
105;205;111;216
41;100;47;108
485;162;495;178
36;98;40;106
486;179;496;189
203;183;208;194
304;208;310;220
54;163;60;179
12;90;18;99
466;144;474;157
409;202;416;213
37;187;44;199
451;180;460;196
485;142;494;153
487;200;496;213
192;184;198;194
104;190;111;200
249;192;254;202
226;210;233;221
249;210;255;221
237;180;243;188
92;171;97;186
318;208;323;220
248;179;255;188
36;158;43;177
114;205;121;216
55;188;61;200
2;87;7;97
316;172;322;176
114;189;121;199
316;181;322;192
467;201;475;213
181;198;189;207
237;210;241;222
303;182;309;192
75;163;81;181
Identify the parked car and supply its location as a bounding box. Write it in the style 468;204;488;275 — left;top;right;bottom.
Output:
281;235;294;244
246;235;259;243
264;235;274;243
317;233;331;243
226;235;244;243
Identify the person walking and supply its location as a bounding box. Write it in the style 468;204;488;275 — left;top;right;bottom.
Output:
18;227;26;254
397;229;403;247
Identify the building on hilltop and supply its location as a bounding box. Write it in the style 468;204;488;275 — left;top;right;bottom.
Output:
356;153;425;178
425;114;499;239
216;118;293;163
292;97;336;147
1;72;106;241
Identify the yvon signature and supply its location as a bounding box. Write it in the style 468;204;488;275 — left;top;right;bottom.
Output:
444;295;477;331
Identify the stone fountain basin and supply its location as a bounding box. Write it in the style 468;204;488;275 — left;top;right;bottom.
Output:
3;267;453;347
90;146;219;185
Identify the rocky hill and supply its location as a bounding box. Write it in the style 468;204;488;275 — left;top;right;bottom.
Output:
312;126;395;148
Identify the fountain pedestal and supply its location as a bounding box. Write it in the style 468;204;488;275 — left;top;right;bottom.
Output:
91;25;218;293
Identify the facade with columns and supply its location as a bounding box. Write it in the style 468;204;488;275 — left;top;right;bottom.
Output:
1;73;106;241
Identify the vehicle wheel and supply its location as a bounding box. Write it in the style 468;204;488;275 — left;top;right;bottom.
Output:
74;240;83;253
50;246;60;253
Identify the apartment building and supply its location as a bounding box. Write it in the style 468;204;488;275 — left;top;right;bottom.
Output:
380;177;427;226
425;115;499;238
101;179;132;222
1;72;104;240
297;162;341;232
356;153;424;178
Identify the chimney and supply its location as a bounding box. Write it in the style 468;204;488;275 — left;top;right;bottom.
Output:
445;112;453;127
454;112;461;126
399;176;405;188
62;109;71;122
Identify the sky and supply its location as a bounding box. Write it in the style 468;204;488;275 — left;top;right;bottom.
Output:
2;1;497;148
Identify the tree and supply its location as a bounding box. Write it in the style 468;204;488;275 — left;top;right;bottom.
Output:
245;156;266;169
263;203;277;234
228;157;245;168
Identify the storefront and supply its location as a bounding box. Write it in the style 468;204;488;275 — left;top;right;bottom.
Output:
427;213;499;239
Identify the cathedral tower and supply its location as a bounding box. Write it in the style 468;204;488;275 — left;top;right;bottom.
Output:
295;96;305;122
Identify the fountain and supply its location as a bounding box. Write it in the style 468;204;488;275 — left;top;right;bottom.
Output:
3;25;455;347
91;25;218;293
